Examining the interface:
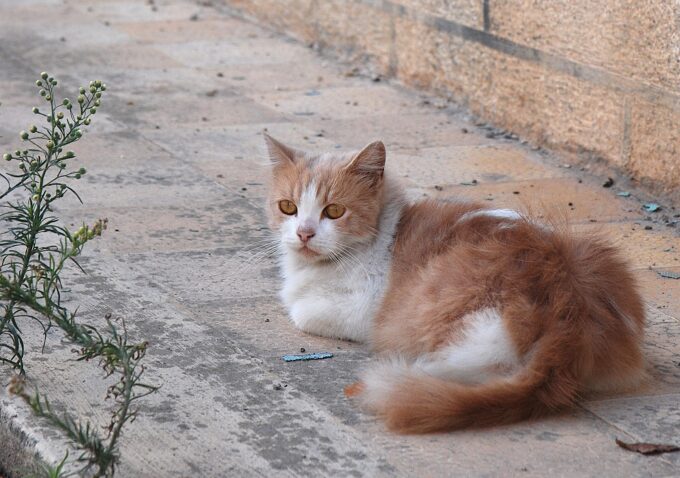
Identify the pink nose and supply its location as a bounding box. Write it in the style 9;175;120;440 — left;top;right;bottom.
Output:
297;229;315;243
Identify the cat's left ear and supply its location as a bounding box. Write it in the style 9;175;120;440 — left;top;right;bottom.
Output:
344;141;386;184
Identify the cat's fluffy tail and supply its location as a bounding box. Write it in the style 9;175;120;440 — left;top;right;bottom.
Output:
353;335;579;433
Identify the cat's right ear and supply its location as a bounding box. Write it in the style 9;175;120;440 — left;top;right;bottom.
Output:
264;133;297;166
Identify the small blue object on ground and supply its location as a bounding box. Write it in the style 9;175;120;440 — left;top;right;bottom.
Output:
643;203;662;212
282;352;334;362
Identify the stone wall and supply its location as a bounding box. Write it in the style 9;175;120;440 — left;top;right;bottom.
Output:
223;0;680;200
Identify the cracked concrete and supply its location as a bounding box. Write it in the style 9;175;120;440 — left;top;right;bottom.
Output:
0;0;679;476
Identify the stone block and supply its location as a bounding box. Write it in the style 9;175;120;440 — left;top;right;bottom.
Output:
490;0;680;91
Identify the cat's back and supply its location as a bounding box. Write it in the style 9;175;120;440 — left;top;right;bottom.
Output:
390;199;493;271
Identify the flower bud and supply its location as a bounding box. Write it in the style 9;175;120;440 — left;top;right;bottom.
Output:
14;150;20;156
62;98;70;106
29;125;37;133
95;92;102;98
101;84;107;91
51;79;58;86
39;89;46;96
94;80;102;88
32;194;40;202
90;107;97;114
3;153;11;161
35;80;42;87
64;151;75;158
75;173;82;179
20;131;28;140
78;167;86;175
94;99;100;107
32;107;39;114
46;141;54;149
57;112;64;119
41;72;48;79
45;94;52;101
46;115;52;123
89;86;97;93
77;95;85;104
84;118;91;125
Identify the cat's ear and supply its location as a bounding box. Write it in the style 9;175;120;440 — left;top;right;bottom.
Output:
344;141;386;183
264;133;297;166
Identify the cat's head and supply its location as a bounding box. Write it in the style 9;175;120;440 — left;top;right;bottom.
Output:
265;134;386;263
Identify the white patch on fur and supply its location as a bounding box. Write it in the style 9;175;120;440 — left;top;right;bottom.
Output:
359;308;520;410
279;176;405;342
458;208;521;223
422;308;520;383
358;356;411;412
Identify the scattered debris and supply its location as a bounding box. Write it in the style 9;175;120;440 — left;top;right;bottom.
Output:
282;352;333;362
615;439;680;456
189;13;199;21
461;128;468;134
206;89;218;97
300;347;306;353
231;76;246;81
304;89;321;96
602;177;614;188
434;185;443;191
216;72;224;77
644;225;653;230
344;67;359;77
460;179;478;186
617;191;631;197
512;191;520;195
657;271;680;280
643;203;662;212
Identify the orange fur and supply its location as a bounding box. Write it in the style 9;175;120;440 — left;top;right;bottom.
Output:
368;204;645;433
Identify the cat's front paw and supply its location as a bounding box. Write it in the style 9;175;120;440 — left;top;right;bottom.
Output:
289;302;334;337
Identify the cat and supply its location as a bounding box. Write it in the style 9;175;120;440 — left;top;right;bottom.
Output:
264;133;646;433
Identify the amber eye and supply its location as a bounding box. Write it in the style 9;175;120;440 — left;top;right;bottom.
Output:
323;204;346;220
278;200;297;215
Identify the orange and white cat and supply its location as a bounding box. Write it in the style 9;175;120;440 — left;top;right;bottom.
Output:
264;134;646;433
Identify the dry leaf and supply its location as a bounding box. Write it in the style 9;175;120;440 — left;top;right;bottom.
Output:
615;438;680;455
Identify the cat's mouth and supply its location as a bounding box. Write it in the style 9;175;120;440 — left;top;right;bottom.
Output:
297;244;322;258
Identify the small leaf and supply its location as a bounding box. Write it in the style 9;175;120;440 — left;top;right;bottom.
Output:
616;438;680;455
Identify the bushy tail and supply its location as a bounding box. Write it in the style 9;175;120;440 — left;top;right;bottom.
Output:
354;337;579;433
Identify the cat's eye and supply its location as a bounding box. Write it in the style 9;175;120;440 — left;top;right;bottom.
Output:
323;204;346;220
278;200;297;215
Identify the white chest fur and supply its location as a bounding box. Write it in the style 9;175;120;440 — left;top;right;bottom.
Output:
279;200;403;342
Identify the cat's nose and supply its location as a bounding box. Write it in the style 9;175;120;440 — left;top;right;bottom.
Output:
297;229;316;243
